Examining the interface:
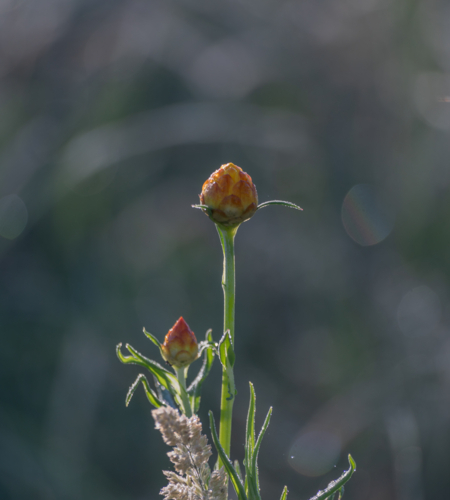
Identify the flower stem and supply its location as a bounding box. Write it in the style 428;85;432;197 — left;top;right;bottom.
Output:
216;224;238;461
175;366;192;418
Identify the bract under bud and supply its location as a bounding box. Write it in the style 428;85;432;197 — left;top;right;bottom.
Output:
200;163;258;227
161;317;199;368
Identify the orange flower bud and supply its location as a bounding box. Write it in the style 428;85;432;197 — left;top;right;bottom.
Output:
161;317;199;368
200;163;258;227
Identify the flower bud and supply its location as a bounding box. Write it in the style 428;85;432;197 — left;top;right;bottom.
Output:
200;163;258;227
161;317;199;368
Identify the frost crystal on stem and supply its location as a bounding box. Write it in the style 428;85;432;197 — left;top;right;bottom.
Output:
153;406;227;500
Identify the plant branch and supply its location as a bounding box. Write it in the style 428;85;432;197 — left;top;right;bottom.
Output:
217;224;238;463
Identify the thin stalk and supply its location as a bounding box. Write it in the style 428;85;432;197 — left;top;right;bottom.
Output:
217;224;238;461
175;366;192;418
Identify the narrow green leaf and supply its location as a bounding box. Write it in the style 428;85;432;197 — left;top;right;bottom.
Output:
247;473;261;500
234;460;243;482
209;411;247;500
116;343;180;397
143;328;162;350
257;200;303;211
126;373;164;408
307;455;356;500
198;340;216;356
188;330;215;413
280;486;288;500
154;377;177;408
249;406;272;500
244;382;256;496
192;204;210;210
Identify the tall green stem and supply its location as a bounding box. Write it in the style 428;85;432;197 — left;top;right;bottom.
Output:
217;224;238;460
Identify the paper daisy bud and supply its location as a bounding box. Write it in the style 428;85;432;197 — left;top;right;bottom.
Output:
200;163;258;227
161;317;199;368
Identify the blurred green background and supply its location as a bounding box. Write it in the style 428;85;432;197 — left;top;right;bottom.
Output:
1;0;450;499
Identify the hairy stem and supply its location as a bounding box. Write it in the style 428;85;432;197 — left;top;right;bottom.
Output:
217;225;238;462
175;366;192;418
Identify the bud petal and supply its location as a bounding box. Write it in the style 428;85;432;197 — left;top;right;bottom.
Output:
161;317;199;368
200;163;258;227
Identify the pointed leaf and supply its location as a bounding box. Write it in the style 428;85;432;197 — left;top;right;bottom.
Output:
154;377;177;408
198;339;216;356
234;460;243;482
257;200;303;211
218;330;235;368
126;373;164;408
245;383;256;457
244;382;256;495
116;343;180;397
143;328;162;350
280;486;288;500
308;455;356;500
249;406;272;500
209;411;247;500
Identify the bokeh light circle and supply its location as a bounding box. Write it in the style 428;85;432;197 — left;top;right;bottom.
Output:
0;194;28;240
341;184;394;246
288;430;341;477
397;285;441;337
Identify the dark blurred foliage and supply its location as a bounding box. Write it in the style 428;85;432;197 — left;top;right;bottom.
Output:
1;0;450;499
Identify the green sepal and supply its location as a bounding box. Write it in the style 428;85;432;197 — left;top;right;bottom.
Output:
192;204;215;223
209;411;247;500
308;455;356;500
126;373;164;408
188;329;215;414
257;200;303;211
280;486;288;500
116;343;180;398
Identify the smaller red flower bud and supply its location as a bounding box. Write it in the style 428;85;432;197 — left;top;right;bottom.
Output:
161;317;199;368
200;163;258;227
